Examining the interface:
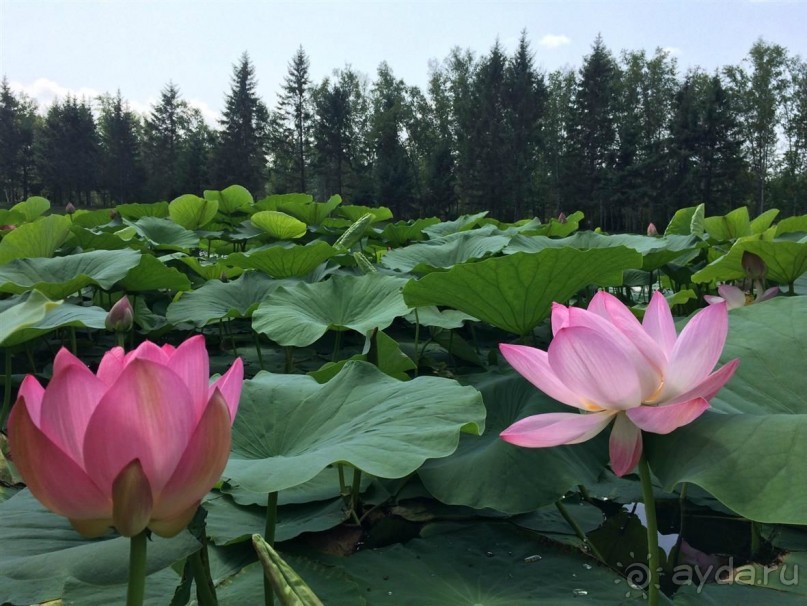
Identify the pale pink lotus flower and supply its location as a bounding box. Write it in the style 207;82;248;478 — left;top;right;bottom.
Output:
499;291;738;476
704;284;779;310
8;335;243;538
647;223;658;236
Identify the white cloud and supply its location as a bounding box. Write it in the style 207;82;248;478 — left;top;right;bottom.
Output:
10;77;100;109
538;34;571;49
8;78;221;125
662;46;683;57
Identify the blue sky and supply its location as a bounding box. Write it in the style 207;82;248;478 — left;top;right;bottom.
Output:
2;0;806;123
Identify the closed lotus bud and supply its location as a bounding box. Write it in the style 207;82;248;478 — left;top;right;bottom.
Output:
741;251;766;280
109;209;120;221
105;296;134;333
0;224;16;231
647;223;658;236
65;202;76;215
557;212;567;224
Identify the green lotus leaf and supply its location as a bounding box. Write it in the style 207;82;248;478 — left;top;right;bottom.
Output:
224;361;485;494
750;208;780;234
252;273;411;347
206;184;254;215
251;210;307;239
381;226;510;273
169;193;219;229
380;218;441;247
69;226;132;251
118;254;192;292
10;196;50;222
403;247;642;336
0;291;62;346
646;412;807;525
165;271;283;327
115;201;169;219
539;210;585;237
665;203;705;237
0;249;141;299
404;306;478;329
0;215;72;264
0;209;25;227
172;255;243;281
326;522;648;604
692;237;807;286
227;241;336;278
775;213;807;237
204;494;348;546
337;204;392;223
0;490;199;606
505;231;702;271
255;193;313;212
0;302;109;347
276;194;342;224
308;329;416;382
710;296;807;415
127;216;200;251
422;211;489;238
704;206;753;241
419;371;608;513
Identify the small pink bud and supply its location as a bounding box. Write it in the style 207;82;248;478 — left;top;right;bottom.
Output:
647;223;658;236
65;203;76;215
0;224;16;231
741;251;766;280
557;212;567;224
105;296;134;333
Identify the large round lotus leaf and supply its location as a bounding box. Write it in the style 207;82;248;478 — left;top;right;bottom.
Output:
10;196;50;221
255;193;313;212
380;218;440;246
403;247;642;336
1;302;108;347
422;211;489;238
206;184;254;214
224;361;485;494
646;413;807;524
128;216;200;251
0;215;72;264
338;204;392;223
215;557;364;606
0;248;141;299
0;209;24;226
166;271;284;327
70;225;132;251
0;490;199;606
119;254;192;292
252;273;411;347
116;201;169;219
381;226;511;273
664;203;705;237
0;290;61;346
276;193;342;224
710;296;807;415
326;522;648;604
59;569;182;606
693;237;807;285
703;206;753;241
227;241;336;278
419;371;608;514
169;193;219;229
204;494;348;545
251;210;307;239
775;213;807;237
505;231;703;271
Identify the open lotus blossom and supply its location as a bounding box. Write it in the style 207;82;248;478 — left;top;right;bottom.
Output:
499;291;739;476
8;335;243;538
704;283;779;310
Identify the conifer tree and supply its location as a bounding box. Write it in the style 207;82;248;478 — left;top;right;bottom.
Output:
98;91;143;203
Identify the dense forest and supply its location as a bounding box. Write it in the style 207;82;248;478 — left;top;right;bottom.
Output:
1;33;806;231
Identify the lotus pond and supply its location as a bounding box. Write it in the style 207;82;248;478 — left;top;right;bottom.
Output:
2;191;807;605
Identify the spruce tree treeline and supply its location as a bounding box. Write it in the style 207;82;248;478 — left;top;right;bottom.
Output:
2;37;807;231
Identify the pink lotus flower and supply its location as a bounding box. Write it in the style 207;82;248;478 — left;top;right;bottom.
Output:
704;284;779;310
499;291;739;476
8;335;243;538
647;222;658;236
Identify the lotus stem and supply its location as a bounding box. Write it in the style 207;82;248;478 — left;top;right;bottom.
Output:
264;491;279;606
554;499;605;562
69;327;78;355
284;347;294;373
350;467;362;524
0;349;12;429
126;530;148;606
638;451;660;606
253;332;265;371
189;546;218;606
337;463;347;495
413;309;420;376
331;331;342;362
